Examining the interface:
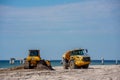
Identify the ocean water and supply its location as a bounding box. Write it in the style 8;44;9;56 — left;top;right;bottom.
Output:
0;60;120;69
51;60;120;66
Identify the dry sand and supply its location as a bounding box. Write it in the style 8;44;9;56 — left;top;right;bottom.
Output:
0;65;120;80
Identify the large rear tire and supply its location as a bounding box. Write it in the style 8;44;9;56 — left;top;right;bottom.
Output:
63;59;68;69
24;61;30;69
69;60;76;69
82;65;89;69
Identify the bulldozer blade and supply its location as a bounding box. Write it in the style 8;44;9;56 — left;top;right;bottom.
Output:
36;60;54;70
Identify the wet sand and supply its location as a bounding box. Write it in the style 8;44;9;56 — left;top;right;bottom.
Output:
0;65;120;80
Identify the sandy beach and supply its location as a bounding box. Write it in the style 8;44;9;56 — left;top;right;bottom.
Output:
0;65;120;80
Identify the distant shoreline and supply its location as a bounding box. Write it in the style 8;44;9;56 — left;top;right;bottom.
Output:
0;60;120;69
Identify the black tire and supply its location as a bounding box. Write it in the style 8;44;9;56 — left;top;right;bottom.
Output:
69;60;76;69
24;61;30;69
82;65;89;69
63;59;68;69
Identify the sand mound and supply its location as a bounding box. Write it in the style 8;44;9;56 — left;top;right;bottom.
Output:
36;64;54;70
0;64;54;72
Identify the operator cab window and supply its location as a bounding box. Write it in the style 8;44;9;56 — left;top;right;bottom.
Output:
71;50;84;55
29;50;39;56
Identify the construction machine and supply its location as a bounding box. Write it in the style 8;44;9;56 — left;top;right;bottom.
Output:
24;50;53;70
62;48;91;69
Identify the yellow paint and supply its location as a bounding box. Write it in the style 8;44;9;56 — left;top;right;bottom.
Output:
62;49;91;68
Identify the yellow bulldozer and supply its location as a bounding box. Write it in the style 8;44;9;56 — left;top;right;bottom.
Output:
24;50;53;70
62;48;91;69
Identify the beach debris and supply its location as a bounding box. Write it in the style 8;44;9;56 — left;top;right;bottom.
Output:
19;59;25;64
116;59;118;65
9;58;15;64
101;57;104;65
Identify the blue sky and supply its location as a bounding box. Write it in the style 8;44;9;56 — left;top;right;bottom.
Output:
0;0;120;60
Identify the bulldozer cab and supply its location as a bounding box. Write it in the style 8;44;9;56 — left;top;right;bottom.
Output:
29;50;40;56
